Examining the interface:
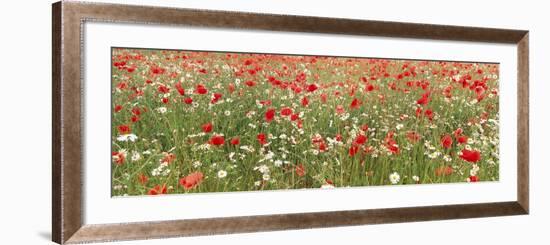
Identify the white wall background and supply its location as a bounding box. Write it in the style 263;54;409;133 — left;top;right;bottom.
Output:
0;0;546;244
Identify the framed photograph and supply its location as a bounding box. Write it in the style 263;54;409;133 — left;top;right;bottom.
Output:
52;1;529;244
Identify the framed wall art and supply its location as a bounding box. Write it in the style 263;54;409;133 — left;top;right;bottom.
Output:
52;1;529;244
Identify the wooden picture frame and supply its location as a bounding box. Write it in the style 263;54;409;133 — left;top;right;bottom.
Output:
52;1;529;244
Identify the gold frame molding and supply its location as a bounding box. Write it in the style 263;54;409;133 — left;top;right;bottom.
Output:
52;1;529;244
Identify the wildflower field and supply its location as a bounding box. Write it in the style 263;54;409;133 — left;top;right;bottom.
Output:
111;48;500;196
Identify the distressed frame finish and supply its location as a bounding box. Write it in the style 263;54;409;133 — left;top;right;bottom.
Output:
52;1;529;244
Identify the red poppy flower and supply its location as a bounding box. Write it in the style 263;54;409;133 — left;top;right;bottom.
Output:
148;184;167;195
161;97;169;104
295;164;306;177
257;133;267;145
116;82;128;90
290;113;299;121
137;173;148;185
131;115;140;123
259;100;272;106
460;149;481;163
474;86;485;97
415;107;423;117
245;80;256;87
114;105;123;113
150;66;165;75
443;85;453;98
457;136;468;144
201;122;213;133
112;151;125;165
209;135;225;146
228;83;235;93
386;143;400;154
295;72;306;82
350;98;361;109
366;84;375;92
353;134;368;145
435;166;453;176
416;94;429;105
158;84;170;94
364;146;374;154
336;105;345;115
469;176;479;182
307;84;318;92
312;135;323;144
349;145;359;157
230;137;240;145
454;128;463;138
175;82;185;96
211;93;222;104
196;84;208;94
280;107;293;116
384;131;399;154
160;153;176;164
184;97;193;104
320;93;328;103
318;141;327;152
227;83;235;94
424;109;433;120
265;108;276;122
406;131;421;143
441;134;453;149
179;172;204;190
131;107;141;116
301;96;309;107
118;125;131;134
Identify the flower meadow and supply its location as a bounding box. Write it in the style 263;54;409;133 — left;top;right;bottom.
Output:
111;48;500;196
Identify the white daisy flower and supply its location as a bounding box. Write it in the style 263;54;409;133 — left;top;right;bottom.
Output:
389;172;400;184
192;161;202;168
255;165;270;174
155;107;167;114
131;151;141;161
217;170;227;179
239;145;255;153
117;134;138;142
